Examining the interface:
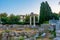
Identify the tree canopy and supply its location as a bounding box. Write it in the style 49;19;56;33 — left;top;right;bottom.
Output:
39;1;59;24
0;13;20;24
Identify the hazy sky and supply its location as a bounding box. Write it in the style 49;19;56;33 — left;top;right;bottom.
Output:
0;0;60;15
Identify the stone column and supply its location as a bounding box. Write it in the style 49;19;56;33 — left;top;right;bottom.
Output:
30;16;32;26
33;16;35;26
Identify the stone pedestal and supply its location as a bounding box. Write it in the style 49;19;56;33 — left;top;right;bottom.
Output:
56;30;60;37
54;30;60;40
54;19;60;40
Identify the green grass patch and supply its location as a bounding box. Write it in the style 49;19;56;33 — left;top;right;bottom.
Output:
43;21;49;24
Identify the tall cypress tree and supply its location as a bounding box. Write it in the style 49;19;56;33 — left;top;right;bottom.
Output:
39;1;52;24
39;2;45;24
45;1;52;20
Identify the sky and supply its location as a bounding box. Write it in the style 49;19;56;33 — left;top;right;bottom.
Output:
0;0;60;15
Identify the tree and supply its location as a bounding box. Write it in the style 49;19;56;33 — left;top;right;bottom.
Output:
8;14;15;24
0;13;8;24
52;13;59;20
14;15;20;23
35;16;39;24
0;13;7;17
58;12;60;17
8;14;20;24
39;1;53;24
1;17;8;24
25;14;30;24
